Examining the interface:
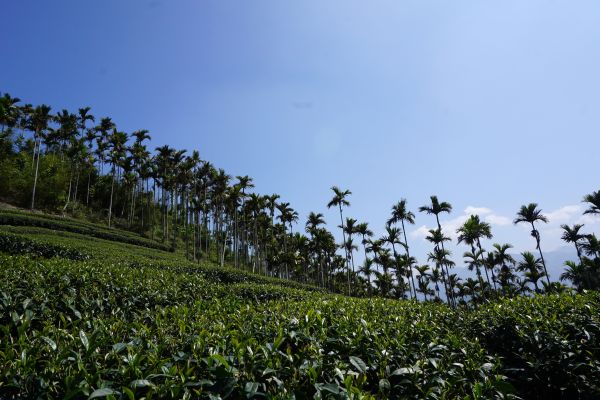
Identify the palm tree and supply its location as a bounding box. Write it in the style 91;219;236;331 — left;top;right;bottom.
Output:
415;265;433;301
419;196;454;304
425;228;453;305
373;270;394;297
236;175;254;266
29;104;52;210
355;222;373;264
382;226;407;297
581;234;600;259
107;129;128;228
95;117;115;174
582;190;600;216
327;186;352;294
561;258;600;292
492;243;516;295
306;212;326;233
359;258;375;296
514;203;550;284
517;251;545;293
75;107;95;205
561;224;586;262
388;199;417;299
560;261;586;292
306;212;326;285
277;201;297;279
0;93;21;133
342;217;359;276
457;215;495;290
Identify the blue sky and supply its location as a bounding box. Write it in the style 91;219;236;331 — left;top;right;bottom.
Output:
2;0;600;273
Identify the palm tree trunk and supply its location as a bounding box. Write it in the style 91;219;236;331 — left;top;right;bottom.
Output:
401;220;418;300
338;205;350;295
86;170;92;205
108;168;115;228
31;137;42;210
532;222;551;284
435;215;454;306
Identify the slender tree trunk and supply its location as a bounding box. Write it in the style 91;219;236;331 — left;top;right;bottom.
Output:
31;137;42;210
401;221;418;300
73;165;80;204
86;170;92;206
532;222;551;284
63;163;73;212
435;215;454;307
108;167;115;228
338;205;351;295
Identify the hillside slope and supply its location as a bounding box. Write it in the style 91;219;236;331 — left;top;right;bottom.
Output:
1;212;599;399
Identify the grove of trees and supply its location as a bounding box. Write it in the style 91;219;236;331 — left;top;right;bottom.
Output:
1;92;599;302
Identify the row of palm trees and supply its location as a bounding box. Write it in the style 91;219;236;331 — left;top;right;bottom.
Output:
1;92;599;301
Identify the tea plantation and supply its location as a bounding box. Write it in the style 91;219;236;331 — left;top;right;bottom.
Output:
1;212;599;399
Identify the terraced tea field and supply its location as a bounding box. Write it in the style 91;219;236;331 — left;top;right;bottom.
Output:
1;211;599;399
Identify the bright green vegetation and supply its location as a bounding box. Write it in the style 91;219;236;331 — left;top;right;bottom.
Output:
1;215;600;399
2;93;600;398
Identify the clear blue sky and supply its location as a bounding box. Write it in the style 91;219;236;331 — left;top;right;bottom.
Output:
3;0;600;270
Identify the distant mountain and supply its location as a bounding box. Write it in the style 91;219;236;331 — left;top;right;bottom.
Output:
541;246;579;281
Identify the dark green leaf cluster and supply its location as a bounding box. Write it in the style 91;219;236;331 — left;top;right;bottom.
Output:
0;231;89;260
0;211;172;252
1;251;599;399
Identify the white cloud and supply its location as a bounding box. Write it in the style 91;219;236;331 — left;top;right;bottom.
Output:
576;213;600;225
464;206;492;215
410;205;512;241
410;225;430;239
544;205;582;224
485;214;511;226
536;204;600;252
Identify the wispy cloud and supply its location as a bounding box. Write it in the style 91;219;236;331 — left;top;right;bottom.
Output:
410;205;511;240
544;205;582;224
536;204;600;251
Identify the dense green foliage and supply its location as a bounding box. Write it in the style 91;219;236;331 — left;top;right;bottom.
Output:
0;231;89;260
0;219;600;398
0;211;172;252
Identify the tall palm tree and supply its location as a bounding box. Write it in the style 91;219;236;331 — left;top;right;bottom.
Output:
457;215;494;290
560;261;586;292
382;226;408;296
581;234;600;259
277;201;297;279
107;129;128;228
514;203;550;284
425;228;453;305
517;251;545;293
77;107;95;202
492;243;516;295
327;186;352;294
582;190;600;216
342;218;358;270
419;196;454;304
29;104;52;210
355;222;373;269
561;258;600;292
415;265;433;301
306;212;326;285
0;93;21;133
236;175;254;266
388;199;417;299
358;258;374;296
561;224;586;262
